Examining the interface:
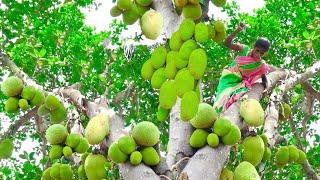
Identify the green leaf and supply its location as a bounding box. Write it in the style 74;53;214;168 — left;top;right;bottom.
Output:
39;48;46;57
303;31;310;39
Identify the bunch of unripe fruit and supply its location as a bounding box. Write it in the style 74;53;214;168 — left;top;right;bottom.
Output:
42;163;73;180
275;145;306;167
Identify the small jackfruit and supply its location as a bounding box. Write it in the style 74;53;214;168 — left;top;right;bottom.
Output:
130;151;142;165
234;161;260;180
132;121;160;146
190;103;217;128
141;147;160;166
275;146;289;166
50;106;67;124
118;135;137;154
207;133;219;148
179;39;198;60
212;30;226;43
189;129;209;148
136;0;152;6
85;153;110;180
194;22;209;43
60;164;72;180
63;146;73;157
211;0;226;7
45;95;61;110
221;124;241;146
117;0;132;10
279;103;291;121
262;147;272;161
5;97;19;113
42;167;52;180
122;5;140;25
174;68;195;97
181;91;199;121
188;48;208;79
260;133;269;147
0;139;14;159
157;106;169;122
140;9;164;40
214;21;225;32
1;76;24;97
45;124;68;145
65;133;81;148
30;90;45;106
296;149;307;164
179;18;196;41
21;86;36;100
141;59;155;80
37;105;50;116
165;52;178;79
169;32;184;51
240;99;265;127
219;168;234;180
85;112;109;145
159;80;177;109
213;117;231;137
19;99;30;112
151;46;167;69
110;5;122;17
182;3;202;20
108;142;128;163
50;163;61;179
49;145;63;159
151;68;167;89
74;137;90;154
242;135;265;166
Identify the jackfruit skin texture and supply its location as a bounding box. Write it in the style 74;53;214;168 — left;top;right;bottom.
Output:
140;9;164;40
174;0;187;8
169;32;184;51
136;0;152;6
219;168;234;180
50;106;67;124
234;161;260;180
117;0;132;10
194;22;209;43
122;5;140;25
45;124;68;145
275;146;289;166
213;117;231;137
21;86;36;100
174;68;195;97
65;133;81;148
190;103;217;128
207;133;219;148
118;135;137;154
179;39;198;60
287;145;299;162
262;147;272;161
49;145;63;159
1;76;24;97
132;121;160;146
0;139;14;159
212;30;226;43
85;153;110;180
188;48;208;79
182;3;202;20
5;97;19;113
141;147;160;166
18;99;29;110
221;124;241;146
85;112;110;145
207;24;216;39
157;106;169;121
108;142;128;163
60;164;72;180
165;52;178;79
214;21;225;32
45;95;61;110
151;46;167;69
181;91;200;121
242;135;265;166
279;103;291;121
110;5;122;17
63;146;73;157
151;68;167;89
50;163;61;179
141;59;155;80
296;149;307;164
211;0;226;7
170;51;187;69
179;18;195;41
189;129;209;148
240;99;265;127
30;90;45;106
74;137;90;154
37;105;50;116
130;151;142;165
42;167;53;180
159;80;177;109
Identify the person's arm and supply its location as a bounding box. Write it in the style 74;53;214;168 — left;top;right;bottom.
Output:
224;22;246;51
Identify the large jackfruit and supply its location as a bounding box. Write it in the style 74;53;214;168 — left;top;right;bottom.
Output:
188;48;208;79
132;121;160;146
179;18;195;41
181;91;199;121
85;112;109;145
0;139;14;159
213;117;231;137
45;124;68;145
190;103;217;128
117;0;133;10
174;68;195;97
140;9;164;40
108;142;129;163
221;124;241;146
194;22;209;43
141;147;160;166
165;52;178;79
118;135;137;154
182;3;202;20
85;153;111;179
1;76;24;97
189;129;209;148
151;68;167;89
141;59;155;80
159;80;177;109
169;32;184;51
21;86;36;100
242;135;265;166
240;99;265;127
179;39;198;60
5;97;19;113
234;161;260;180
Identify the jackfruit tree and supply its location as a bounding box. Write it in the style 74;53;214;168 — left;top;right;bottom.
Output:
0;0;319;180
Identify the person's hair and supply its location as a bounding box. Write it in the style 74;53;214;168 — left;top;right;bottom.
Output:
254;38;270;52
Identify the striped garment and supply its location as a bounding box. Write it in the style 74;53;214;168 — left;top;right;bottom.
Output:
213;45;269;114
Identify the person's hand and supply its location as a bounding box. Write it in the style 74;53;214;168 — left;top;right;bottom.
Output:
236;22;246;32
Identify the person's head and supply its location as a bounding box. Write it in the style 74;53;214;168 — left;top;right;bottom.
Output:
250;38;270;58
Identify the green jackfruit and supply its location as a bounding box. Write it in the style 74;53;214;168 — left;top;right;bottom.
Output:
189;129;209;148
181;91;199;121
219;168;234;180
130;151;142;165
279;103;291;121
207;133;219;148
117;0;132;10
30;90;45;106
1;76;23;97
5;97;19;113
182;3;202;20
207;24;216;39
141;59;155;80
165;52;178;79
136;0;152;6
260;133;268;147
50;106;67;124
50;163;61;179
21;86;36;100
188;48;208;79
214;21;225;32
74;137;90;154
174;0;187;8
122;5;140;25
194;22;209;43
65;133;81;148
240;99;265;127
141;147;160;166
0;139;14;159
63;146;73;157
288;145;299;162
234;161;260;180
221;124;241;146
37;105;50;116
60;164;72;180
179;39;197;60
118;135;137;154
159;80;177;109
151;46;167;69
85;112;109;145
212;30;226;43
242;135;265;166
262;147;272;161
190;103;217;128
179;18;195;41
157;106;169;121
296;149;306;164
81;152;89;162
132;121;160;146
49;145;63;159
42;167;52;180
45;124;68;145
45;95;61;110
213;117;231;137
151;68;167;89
136;4;150;16
85;153;110;180
77;165;86;178
140;9;164;40
174;68;195;97
275;146;289;166
110;5;122;17
108;142;128;163
211;0;226;7
170;32;184;51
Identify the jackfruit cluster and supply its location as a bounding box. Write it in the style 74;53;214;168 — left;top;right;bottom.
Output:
37;95;68;124
275;145;307;168
108;121;160;166
42;163;73;180
173;0;202;20
212;117;241;146
278;102;291;121
207;20;227;43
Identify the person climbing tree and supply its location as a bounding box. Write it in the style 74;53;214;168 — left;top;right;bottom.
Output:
213;22;276;114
